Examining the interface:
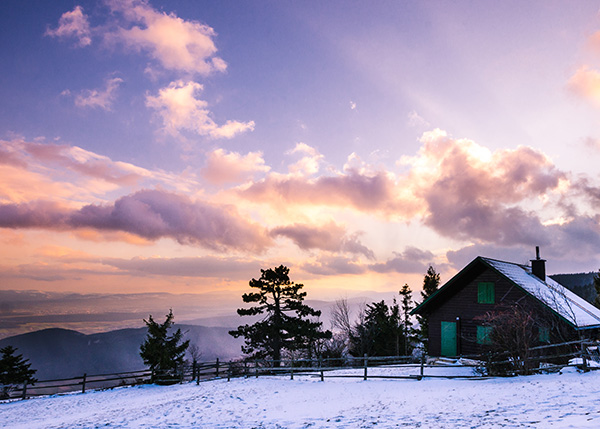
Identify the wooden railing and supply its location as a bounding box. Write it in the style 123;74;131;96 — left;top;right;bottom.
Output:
3;339;599;401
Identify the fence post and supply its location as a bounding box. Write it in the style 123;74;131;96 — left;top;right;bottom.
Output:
216;358;220;378
244;360;248;378
319;357;324;382
255;359;259;378
81;373;87;394
581;342;589;372
419;354;425;380
192;361;196;382
21;383;27;400
363;353;368;381
227;362;232;382
290;356;294;380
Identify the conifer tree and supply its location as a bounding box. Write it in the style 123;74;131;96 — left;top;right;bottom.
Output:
399;283;415;355
229;265;331;366
349;300;403;357
416;266;440;351
594;270;600;309
0;346;37;399
140;309;189;383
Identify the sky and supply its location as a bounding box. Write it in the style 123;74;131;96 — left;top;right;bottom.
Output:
2;0;600;332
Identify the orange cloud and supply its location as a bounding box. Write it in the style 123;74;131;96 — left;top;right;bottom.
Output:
240;169;417;217
201;149;270;185
567;66;600;106
72;229;153;246
106;0;226;76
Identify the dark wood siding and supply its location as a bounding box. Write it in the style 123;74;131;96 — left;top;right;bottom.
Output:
427;267;532;356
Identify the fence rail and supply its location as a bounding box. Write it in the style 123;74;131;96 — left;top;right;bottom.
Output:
3;339;599;401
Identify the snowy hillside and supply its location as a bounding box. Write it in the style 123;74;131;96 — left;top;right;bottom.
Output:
2;366;600;428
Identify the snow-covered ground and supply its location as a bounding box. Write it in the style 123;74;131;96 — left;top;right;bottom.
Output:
2;366;600;428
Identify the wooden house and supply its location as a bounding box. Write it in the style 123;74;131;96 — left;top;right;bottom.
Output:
412;248;600;357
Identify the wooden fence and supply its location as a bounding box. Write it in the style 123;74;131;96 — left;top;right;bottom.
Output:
3;339;599;401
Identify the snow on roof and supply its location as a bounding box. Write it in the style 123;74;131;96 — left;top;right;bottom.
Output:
482;257;600;329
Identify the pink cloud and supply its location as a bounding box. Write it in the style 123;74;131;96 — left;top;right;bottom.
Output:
567;66;600;106
302;256;367;276
369;247;434;274
45;5;92;47
145;81;255;140
410;130;565;246
106;0;226;76
21;141;142;186
74;77;124;110
0;146;27;168
201;149;270;185
102;256;260;279
0;190;272;252
241;170;414;216
270;222;375;259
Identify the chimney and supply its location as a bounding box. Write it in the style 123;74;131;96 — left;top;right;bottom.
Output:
531;246;546;282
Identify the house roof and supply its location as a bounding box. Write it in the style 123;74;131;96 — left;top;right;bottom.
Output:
412;256;600;330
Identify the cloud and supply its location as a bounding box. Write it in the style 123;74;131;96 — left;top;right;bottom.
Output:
48;1;226;76
0;200;70;228
0;145;27;168
270;222;375;259
19;139;144;186
201;149;270;185
287;143;324;176
584;137;600;151
145;80;255;139
406;129;565;246
102;256;259;279
407;110;430;128
45;5;92;47
0;138;206;207
106;0;226;76
369;247;434;274
302;255;367;276
0;190;271;252
240;169;414;216
74;77;124;110
567;66;600;106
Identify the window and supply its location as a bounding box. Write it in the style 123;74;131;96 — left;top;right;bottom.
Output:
539;327;550;343
477;282;495;304
477;325;493;345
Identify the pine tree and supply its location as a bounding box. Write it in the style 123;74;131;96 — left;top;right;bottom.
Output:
0;346;37;399
349;300;403;357
140;309;190;383
399;283;415;355
593;270;600;309
229;265;331;366
416;266;440;351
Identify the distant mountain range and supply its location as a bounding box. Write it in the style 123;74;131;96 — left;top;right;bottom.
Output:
0;325;243;381
2;278;595;382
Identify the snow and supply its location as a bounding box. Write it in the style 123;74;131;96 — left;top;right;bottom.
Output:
3;367;600;428
482;257;600;329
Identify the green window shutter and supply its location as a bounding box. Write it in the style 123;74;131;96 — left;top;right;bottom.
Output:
477;282;495;304
477;325;493;345
539;327;550;343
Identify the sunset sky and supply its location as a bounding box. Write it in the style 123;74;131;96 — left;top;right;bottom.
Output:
3;1;600;333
